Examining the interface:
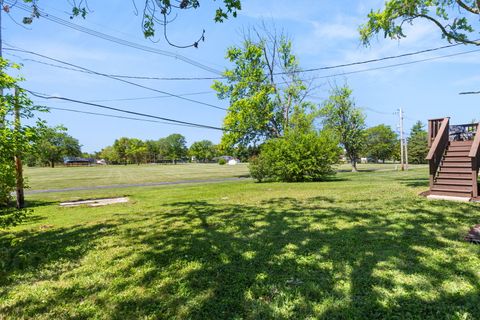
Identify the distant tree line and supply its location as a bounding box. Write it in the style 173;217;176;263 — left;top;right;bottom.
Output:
97;134;258;165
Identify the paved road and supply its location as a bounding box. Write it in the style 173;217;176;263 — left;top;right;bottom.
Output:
23;177;251;195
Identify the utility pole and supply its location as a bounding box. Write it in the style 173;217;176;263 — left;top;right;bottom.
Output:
399;107;405;171
14;87;25;208
397;107;409;171
404;136;409;170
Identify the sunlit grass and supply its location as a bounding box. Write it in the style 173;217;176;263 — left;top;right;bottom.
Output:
24;163;250;190
1;165;479;319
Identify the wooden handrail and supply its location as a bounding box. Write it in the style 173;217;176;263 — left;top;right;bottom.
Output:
469;122;480;158
426;118;449;160
426;118;450;190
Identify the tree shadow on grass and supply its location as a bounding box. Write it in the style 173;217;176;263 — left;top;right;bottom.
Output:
1;197;480;319
0;222;117;287
396;177;430;188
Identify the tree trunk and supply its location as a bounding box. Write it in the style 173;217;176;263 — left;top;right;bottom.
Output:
50;161;55;168
351;159;358;172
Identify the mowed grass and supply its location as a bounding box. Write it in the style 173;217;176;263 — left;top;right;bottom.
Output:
1;165;480;319
24;163;250;190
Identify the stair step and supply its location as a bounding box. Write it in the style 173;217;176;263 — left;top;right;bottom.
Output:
439;167;472;173
445;151;470;157
450;141;473;146
430;191;472;198
443;157;471;162
448;146;471;152
441;162;472;168
432;185;473;192
435;179;473;186
437;173;472;179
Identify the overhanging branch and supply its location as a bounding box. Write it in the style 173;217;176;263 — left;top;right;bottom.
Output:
415;14;480;45
455;0;479;14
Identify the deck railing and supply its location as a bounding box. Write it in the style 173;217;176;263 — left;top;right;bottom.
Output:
426;118;450;189
468;123;480;198
449;123;477;141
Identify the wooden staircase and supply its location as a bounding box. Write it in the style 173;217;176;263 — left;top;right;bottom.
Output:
430;140;476;198
427;118;480;201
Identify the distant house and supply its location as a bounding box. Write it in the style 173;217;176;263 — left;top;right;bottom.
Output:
213;156;240;165
228;159;240;165
63;157;95;166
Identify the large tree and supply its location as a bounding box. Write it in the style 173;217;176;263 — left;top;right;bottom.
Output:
112;137;131;165
360;0;480;45
320;85;366;172
213;27;316;150
33;125;82;168
364;124;398;163
98;145;118;164
0;59;43;227
15;0;242;47
164;133;187;164
126;138;148;165
408;121;429;164
189;140;216;162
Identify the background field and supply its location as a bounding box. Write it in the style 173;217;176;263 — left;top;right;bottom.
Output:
2;164;479;319
23;163;423;191
23;163;251;190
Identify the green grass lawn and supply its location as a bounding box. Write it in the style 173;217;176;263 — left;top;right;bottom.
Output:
24;163;251;190
1;165;479;319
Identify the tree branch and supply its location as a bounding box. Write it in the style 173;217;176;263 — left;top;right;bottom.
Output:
455;0;479;14
415;14;480;45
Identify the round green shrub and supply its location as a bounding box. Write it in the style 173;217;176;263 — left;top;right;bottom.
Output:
249;130;341;182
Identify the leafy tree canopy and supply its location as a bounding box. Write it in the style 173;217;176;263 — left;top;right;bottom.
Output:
18;0;242;47
320;85;366;172
0;59;44;227
364;124;398;162
213;27;316;150
164;133;187;163
189;140;217;162
360;0;480;45
33;125;82;168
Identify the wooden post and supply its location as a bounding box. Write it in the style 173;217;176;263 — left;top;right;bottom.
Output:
472;158;478;198
14;87;24;208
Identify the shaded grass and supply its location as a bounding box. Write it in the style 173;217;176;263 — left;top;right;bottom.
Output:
1;166;479;319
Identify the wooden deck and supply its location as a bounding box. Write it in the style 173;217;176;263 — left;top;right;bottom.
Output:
426;118;480;201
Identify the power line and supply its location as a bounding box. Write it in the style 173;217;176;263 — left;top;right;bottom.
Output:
47;106;201;128
362;107;394;116
5;52;223;81
459;91;480;95
6;1;223;75
27;90;230;132
33;91;213;104
287;42;470;75
5;46;228;111
309;48;480;81
6;1;479;79
8;42;480;92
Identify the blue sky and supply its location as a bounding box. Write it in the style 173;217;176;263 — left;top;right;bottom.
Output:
4;0;480;152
